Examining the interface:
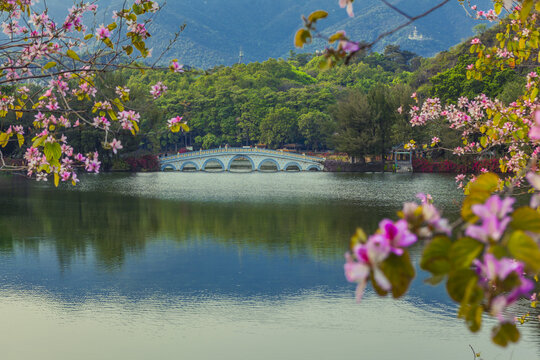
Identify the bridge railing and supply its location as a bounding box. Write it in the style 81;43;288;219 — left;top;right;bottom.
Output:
159;147;324;162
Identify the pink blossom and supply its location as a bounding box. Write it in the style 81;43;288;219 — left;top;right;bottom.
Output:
473;254;534;321
529;110;540;140
171;60;184;73
109;138;123;154
465;195;514;243
370;219;417;256
339;0;354;17
150;81;167;99
96;25;111;40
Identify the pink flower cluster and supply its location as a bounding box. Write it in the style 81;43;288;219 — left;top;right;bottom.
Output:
465;195;514;243
167;116;185;129
118;110;140;131
171;60;184;73
345;219;417;301
473;254;534;322
150;81;167;99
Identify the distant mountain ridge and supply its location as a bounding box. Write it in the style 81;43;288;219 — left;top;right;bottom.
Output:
47;0;493;68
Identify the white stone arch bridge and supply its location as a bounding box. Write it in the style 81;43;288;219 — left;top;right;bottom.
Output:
159;148;325;172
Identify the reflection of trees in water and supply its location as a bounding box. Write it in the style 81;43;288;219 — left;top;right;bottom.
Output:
1;177;539;348
0;178;389;270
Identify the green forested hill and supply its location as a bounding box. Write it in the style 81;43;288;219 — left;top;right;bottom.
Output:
113;30;525;154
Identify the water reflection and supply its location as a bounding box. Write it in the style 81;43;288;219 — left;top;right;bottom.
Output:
0;173;537;360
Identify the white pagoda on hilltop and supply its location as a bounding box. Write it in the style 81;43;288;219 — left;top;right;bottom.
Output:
408;27;427;41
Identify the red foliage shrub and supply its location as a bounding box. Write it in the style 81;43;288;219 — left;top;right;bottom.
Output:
125;155;159;172
412;158;501;174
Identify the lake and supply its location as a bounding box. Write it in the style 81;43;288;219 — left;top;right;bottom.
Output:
0;172;538;360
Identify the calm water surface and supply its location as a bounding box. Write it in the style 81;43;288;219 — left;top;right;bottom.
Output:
0;172;538;360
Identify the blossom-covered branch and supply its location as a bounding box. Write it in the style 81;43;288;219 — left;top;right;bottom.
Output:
0;0;189;185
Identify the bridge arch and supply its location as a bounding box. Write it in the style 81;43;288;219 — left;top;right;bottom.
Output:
283;162;302;171
180;161;199;171
202;158;225;172
227;154;255;172
307;164;322;171
161;164;176;171
257;158;280;171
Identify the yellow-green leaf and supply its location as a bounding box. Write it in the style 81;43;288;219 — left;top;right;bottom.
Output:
449;237;484;270
521;0;534;23
507;231;540;273
379;251;415;299
294;29;311;48
0;132;10;147
420;236;452;276
54;172;59;187
510;207;540;233
468;173;500;195
447;269;477;303
307;10;328;23
43;61;57;70
66;49;80;61
492;323;520;347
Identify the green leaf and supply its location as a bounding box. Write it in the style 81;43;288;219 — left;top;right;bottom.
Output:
488;244;508;259
531;88;539;102
32;136;45;148
54;172;59;187
84;34;94;40
113;98;124;112
132;3;144;14
307;10;328;23
133;41;146;52
379;251;415;299
464;305;483;333
492;323;520;347
43;61;57;70
107;22;117;31
123;45;133;56
510;207;540;233
17;134;24;147
462;173;500;221
507;231;540;273
446;269;477;303
420;236;452;276
66;49;80;61
461;191;490;222
449;237;484;270
44;142;62;161
480;136;487;148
